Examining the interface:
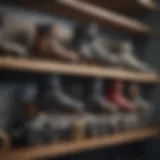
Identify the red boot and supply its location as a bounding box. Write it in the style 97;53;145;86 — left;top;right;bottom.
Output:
105;80;135;112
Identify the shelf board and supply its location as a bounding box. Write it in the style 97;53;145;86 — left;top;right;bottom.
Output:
139;0;160;11
6;0;150;35
0;128;158;160
56;0;150;35
0;57;159;83
81;0;159;16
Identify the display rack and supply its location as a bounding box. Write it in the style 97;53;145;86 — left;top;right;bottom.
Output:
0;1;159;160
0;57;159;83
0;128;158;160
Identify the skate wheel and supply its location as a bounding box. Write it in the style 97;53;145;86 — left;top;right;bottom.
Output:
0;130;10;152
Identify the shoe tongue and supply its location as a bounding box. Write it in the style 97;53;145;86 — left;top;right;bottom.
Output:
48;76;61;89
122;41;134;53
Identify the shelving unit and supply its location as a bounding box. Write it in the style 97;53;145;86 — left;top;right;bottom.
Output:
0;57;159;83
57;0;150;34
0;128;158;160
4;0;150;35
0;1;159;160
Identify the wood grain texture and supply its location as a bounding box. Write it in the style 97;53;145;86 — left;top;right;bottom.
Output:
57;0;150;35
0;57;159;83
0;128;158;160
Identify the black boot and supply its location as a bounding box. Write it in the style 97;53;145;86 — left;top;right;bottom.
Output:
37;76;85;113
87;78;118;113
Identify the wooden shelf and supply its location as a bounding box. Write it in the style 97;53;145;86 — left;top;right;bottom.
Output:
6;0;151;35
0;57;159;83
0;128;158;160
55;0;150;35
139;0;160;11
81;0;159;16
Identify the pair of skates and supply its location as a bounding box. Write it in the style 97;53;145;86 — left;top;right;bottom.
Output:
73;23;156;73
0;14;156;74
0;14;78;62
0;77;153;147
23;77;152;146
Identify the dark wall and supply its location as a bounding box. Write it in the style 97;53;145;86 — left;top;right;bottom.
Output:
137;8;160;160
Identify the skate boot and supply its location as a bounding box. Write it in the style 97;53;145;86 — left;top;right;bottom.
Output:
87;78;118;113
106;80;135;112
120;41;156;74
37;76;85;113
73;23;121;66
